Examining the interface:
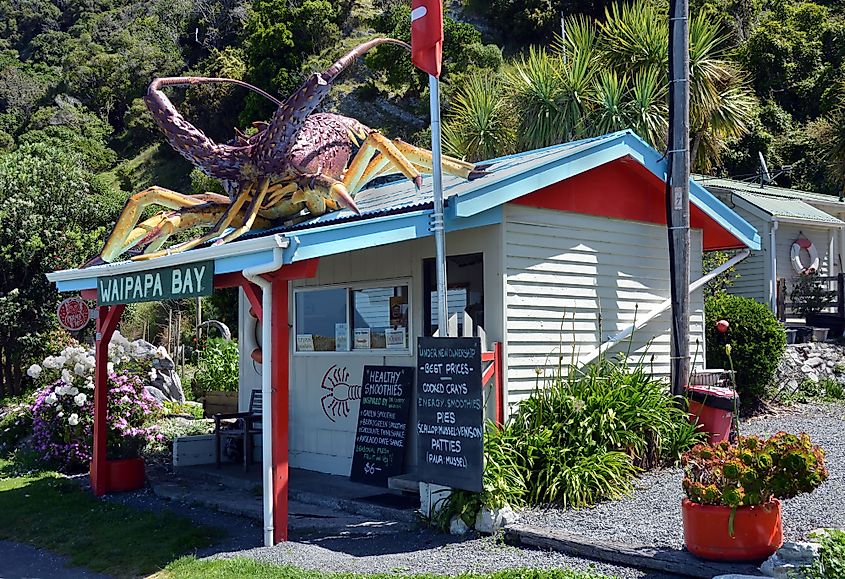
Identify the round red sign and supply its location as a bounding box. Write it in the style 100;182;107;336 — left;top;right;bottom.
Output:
57;297;91;332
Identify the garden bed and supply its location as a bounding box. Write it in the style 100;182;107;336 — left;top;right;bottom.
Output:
519;402;845;548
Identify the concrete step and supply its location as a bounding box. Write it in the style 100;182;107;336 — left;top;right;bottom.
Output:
149;473;417;535
172;465;420;525
388;473;421;494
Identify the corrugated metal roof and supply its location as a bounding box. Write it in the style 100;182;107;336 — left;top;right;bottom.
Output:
729;190;845;225
241;133;613;239
696;175;845;209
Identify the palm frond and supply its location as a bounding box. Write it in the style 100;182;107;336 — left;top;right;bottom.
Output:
443;73;515;162
627;67;669;147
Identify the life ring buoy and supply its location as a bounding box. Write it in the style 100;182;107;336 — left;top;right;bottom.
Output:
791;238;819;274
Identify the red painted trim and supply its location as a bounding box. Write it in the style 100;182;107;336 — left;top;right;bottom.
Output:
241;282;264;323
91;304;125;496
511;159;744;251
80;289;97;301
271;277;290;544
265;258;319;282
494;342;504;425
213;272;247;289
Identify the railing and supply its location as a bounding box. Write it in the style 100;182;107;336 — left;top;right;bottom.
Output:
777;273;845;322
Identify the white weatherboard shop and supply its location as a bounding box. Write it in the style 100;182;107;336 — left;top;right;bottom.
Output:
232;131;761;478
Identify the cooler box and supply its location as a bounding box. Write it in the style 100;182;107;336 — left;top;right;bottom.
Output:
686;383;737;444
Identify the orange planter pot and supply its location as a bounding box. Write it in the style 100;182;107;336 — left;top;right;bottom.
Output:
90;458;146;493
682;498;783;561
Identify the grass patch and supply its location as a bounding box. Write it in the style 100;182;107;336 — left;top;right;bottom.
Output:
0;459;222;577
156;557;612;579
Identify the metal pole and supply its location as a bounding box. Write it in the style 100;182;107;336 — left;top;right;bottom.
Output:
667;0;691;395
429;74;449;336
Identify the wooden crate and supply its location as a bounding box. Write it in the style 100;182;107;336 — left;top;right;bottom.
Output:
203;391;238;417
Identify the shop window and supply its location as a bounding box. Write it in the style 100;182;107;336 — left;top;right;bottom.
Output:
295;288;347;352
294;283;410;353
352;286;409;350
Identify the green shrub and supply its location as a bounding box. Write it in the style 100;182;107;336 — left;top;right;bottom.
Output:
806;529;845;579
191;338;239;398
705;294;786;408
434;356;704;528
0;396;34;457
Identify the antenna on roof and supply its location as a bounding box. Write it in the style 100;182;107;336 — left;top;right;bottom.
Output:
759;151;772;186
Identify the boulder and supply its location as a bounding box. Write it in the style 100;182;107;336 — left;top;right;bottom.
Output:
449;515;469;535
474;504;520;534
760;541;820;578
150;355;184;403
145;385;167;403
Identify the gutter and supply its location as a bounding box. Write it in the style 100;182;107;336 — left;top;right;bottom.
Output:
578;249;752;367
241;234;287;547
770;220;779;312
47;235;293;284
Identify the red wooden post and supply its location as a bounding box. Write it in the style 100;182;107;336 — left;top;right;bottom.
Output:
494;341;504;425
91;304;125;496
270;275;289;543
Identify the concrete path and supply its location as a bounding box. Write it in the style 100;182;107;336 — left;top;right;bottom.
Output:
0;541;109;579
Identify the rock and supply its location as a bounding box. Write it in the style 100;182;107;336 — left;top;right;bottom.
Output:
150;355;184;403
449;515;469;535
145;385;167;403
474;507;498;534
805;356;823;368
499;504;519;526
777;541;820;562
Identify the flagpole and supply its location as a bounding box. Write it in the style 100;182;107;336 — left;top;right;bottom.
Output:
428;73;448;337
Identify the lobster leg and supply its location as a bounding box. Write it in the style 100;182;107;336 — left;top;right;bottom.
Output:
391;140;482;180
214;178;273;244
343;132;422;195
100;186;230;263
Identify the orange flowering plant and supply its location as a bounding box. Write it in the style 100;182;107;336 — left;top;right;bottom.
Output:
682;432;828;508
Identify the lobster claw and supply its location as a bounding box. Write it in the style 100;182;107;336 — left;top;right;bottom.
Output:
331;183;360;215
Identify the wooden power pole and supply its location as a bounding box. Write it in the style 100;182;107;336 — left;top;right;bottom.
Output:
667;0;691;395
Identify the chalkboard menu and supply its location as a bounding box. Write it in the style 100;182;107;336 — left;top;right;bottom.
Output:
350;366;414;487
416;336;484;492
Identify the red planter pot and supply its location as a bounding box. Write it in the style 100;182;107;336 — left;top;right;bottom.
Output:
682;498;783;561
89;458;146;493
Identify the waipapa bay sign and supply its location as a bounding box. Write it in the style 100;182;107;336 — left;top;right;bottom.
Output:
97;261;213;305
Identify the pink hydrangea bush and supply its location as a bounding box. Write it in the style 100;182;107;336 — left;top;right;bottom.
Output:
26;333;164;471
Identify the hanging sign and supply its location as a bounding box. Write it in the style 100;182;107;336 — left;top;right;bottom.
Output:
416;336;484;492
350;365;414;487
57;297;91;332
97;261;213;305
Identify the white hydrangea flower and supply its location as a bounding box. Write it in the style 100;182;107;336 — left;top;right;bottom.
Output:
27;364;42;379
61;369;72;384
42;356;61;370
58;411;64;418
68;386;79;396
55;355;67;367
68;413;79;426
84;378;94;390
107;362;114;373
45;393;58;405
74;362;87;377
73;392;87;407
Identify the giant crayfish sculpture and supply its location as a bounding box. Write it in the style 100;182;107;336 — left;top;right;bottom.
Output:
93;38;485;265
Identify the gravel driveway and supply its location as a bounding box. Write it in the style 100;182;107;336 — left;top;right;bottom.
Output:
519;402;845;549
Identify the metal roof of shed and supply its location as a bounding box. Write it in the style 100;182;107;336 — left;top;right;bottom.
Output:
697;176;845;227
48;131;761;292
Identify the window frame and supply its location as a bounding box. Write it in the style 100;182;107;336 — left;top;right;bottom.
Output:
292;277;413;357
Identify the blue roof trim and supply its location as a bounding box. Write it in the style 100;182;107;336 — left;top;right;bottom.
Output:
622;133;761;250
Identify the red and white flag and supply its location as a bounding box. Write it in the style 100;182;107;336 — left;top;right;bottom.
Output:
411;0;443;78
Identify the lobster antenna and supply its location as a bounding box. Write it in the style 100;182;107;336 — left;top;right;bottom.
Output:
149;77;284;107
324;37;412;81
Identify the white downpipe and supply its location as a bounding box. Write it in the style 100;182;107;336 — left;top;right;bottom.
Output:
770;221;779;312
578;249;751;367
242;234;287;547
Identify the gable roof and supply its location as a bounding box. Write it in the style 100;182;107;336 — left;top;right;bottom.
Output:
698;175;845;227
48;131;760;292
